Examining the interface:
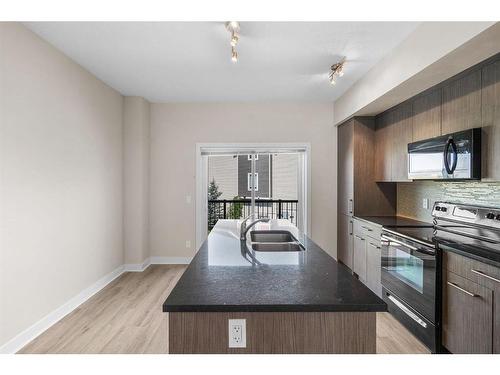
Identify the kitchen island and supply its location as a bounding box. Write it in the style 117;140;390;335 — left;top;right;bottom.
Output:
163;219;386;354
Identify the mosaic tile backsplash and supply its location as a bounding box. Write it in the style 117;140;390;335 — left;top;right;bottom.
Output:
397;181;500;222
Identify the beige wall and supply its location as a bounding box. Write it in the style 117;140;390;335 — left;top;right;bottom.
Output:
150;103;337;259
0;23;123;347
123;97;150;265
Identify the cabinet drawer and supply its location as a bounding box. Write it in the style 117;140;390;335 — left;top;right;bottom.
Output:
443;270;493;353
353;219;381;241
444;251;500;290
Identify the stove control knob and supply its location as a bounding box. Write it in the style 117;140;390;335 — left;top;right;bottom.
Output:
435;206;441;211
496;214;500;221
486;213;495;220
441;207;447;212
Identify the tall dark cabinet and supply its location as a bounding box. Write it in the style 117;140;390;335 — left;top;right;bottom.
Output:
337;117;397;269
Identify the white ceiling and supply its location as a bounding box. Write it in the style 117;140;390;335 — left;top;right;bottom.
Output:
24;22;420;102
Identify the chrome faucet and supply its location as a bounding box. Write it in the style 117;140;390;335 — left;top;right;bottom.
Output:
240;215;270;241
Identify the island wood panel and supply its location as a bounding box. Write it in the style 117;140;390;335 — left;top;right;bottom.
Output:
481;60;500;181
168;311;376;354
337;119;354;215
412;88;442;142
442;69;482;135
374;114;392;182
390;102;413;182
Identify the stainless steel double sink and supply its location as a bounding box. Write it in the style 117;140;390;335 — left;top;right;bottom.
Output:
249;230;304;252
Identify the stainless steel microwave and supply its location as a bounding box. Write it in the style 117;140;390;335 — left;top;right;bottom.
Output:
407;128;481;180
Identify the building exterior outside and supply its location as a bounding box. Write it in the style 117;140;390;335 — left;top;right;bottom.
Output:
208;153;298;200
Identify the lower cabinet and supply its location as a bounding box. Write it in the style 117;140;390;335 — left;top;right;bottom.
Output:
366;239;382;297
353;233;367;282
443;270;493;354
352;219;382;297
442;251;500;354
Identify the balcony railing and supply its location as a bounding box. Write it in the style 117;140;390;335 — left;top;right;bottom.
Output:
207;199;298;230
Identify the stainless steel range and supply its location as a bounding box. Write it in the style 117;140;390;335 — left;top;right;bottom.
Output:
381;201;500;353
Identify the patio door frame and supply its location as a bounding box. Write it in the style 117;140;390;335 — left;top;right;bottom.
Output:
195;142;311;249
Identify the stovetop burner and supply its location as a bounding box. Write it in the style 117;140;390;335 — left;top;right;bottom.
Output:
432;202;500;267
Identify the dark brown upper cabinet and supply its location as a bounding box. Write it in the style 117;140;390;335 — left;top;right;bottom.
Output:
374;103;413;182
412;88;442;142
442;69;482;135
390;102;413;182
481;60;500;181
374;114;392;182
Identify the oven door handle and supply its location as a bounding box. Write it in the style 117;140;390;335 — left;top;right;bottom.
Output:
388;294;428;328
381;235;418;251
381;235;435;255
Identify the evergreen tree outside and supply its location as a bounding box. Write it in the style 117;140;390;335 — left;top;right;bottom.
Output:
208;179;223;229
228;196;243;219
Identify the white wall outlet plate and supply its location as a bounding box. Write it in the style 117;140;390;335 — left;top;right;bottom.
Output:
228;319;246;348
422;198;429;210
185;240;191;248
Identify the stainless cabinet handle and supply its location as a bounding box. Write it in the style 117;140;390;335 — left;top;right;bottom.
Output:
471;269;500;284
369;243;380;249
349;220;353;236
388;294;427;328
361;226;373;232
354;235;365;241
447;281;478;297
348;199;353;214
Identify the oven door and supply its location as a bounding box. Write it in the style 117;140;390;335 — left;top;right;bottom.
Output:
381;233;436;322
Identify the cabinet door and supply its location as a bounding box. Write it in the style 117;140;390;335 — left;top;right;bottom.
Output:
366;239;382;297
337;213;353;270
482;60;500;181
337;121;354;215
391;102;413;182
412;89;441;142
442;69;482;134
353;233;367;282
374;114;392;182
443;271;493;354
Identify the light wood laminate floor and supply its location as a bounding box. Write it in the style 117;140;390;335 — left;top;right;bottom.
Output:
19;265;430;354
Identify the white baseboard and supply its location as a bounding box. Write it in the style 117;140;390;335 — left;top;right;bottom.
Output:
0;265;125;354
123;257;151;272
150;256;192;264
0;255;193;354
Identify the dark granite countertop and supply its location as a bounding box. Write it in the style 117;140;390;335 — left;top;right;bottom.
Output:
355;215;432;228
163;220;386;313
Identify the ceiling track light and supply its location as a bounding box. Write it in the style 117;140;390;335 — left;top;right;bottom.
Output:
329;58;346;86
226;21;240;62
231;47;238;63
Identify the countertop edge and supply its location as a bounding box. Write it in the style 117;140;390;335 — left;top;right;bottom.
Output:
163;304;387;313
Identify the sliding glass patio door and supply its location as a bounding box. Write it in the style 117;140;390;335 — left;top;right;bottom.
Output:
198;145;309;244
